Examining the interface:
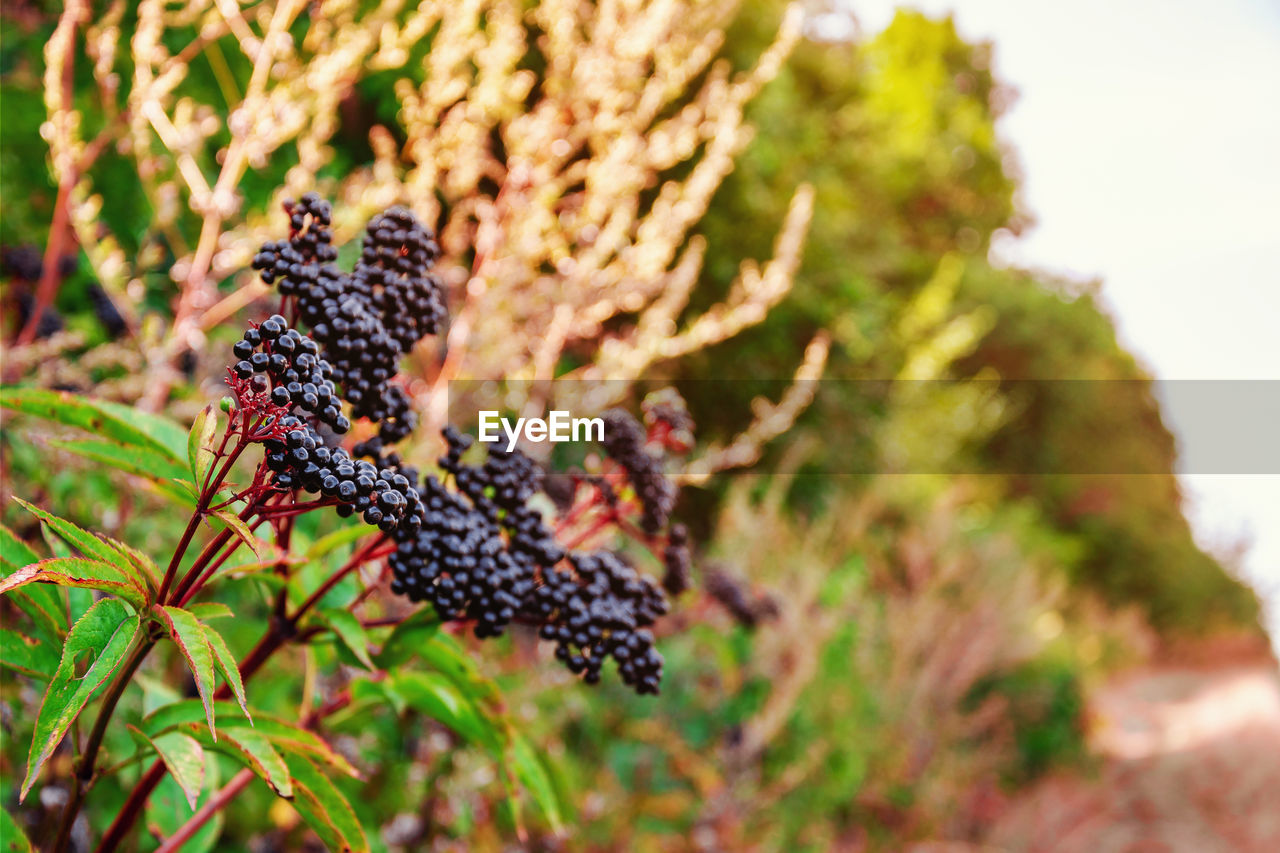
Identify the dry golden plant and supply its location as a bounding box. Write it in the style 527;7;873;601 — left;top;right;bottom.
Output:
683;473;1069;847
26;0;825;462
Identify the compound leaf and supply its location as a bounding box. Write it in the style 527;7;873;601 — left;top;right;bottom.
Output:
147;751;223;853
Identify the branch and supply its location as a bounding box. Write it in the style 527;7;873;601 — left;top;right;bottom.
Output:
154;768;254;853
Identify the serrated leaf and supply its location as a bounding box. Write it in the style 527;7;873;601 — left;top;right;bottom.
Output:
22;598;140;800
48;438;190;482
211;512;263;562
240;718;360;779
6;588;66;639
141;700;359;780
12;499;153;598
1;529;65;637
143;699;233;735
281;753;370;852
0;524;40;570
188;406;218;488
0;558;147;610
131;727;206;810
14;498;125;568
1;805;34;852
0;387;187;461
0;628;59;679
316;610;374;670
200;621;250;721
186;602;233;621
217;728;292;797
155;606;218;738
101;535;161;589
148;750;223;853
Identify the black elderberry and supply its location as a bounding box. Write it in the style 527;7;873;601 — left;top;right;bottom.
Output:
600;409;677;534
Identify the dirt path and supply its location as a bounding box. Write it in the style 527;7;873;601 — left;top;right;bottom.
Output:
988;663;1280;852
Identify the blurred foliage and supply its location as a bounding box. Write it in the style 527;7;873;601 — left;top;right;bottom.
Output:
682;1;1259;637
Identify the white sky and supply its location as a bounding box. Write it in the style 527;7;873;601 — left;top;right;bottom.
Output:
847;0;1280;637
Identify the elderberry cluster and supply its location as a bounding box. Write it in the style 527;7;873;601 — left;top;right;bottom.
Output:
662;523;691;596
263;418;422;533
234;198;689;693
251;194;445;444
528;551;667;693
388;428;561;639
600;409;677;534
231;315;350;434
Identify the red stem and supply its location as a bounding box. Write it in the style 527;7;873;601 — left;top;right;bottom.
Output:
154;769;254;853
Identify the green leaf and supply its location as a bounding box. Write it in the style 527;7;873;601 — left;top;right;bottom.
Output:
0;387;187;461
0;528;65;637
372;609;443;670
199;621;250;721
211;511;263;562
142;699;236;736
131;726;206;810
0;558;148;610
22;598;140;800
12;498;154;598
0;806;33;853
217;728;292;797
188;405;218;488
316;609;375;670
15;498;125;566
512;734;566;832
388;671;498;750
101;535;161;589
147;751;223;853
5;588;66;639
154;606;218;738
48;438;190;482
142;700;359;779
136;672;184;717
303;524;373;562
281;753;370;852
0;524;39;569
0;628;59;679
186;602;234;621
238;718;360;779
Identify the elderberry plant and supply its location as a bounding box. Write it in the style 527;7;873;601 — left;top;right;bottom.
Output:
0;197;694;851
